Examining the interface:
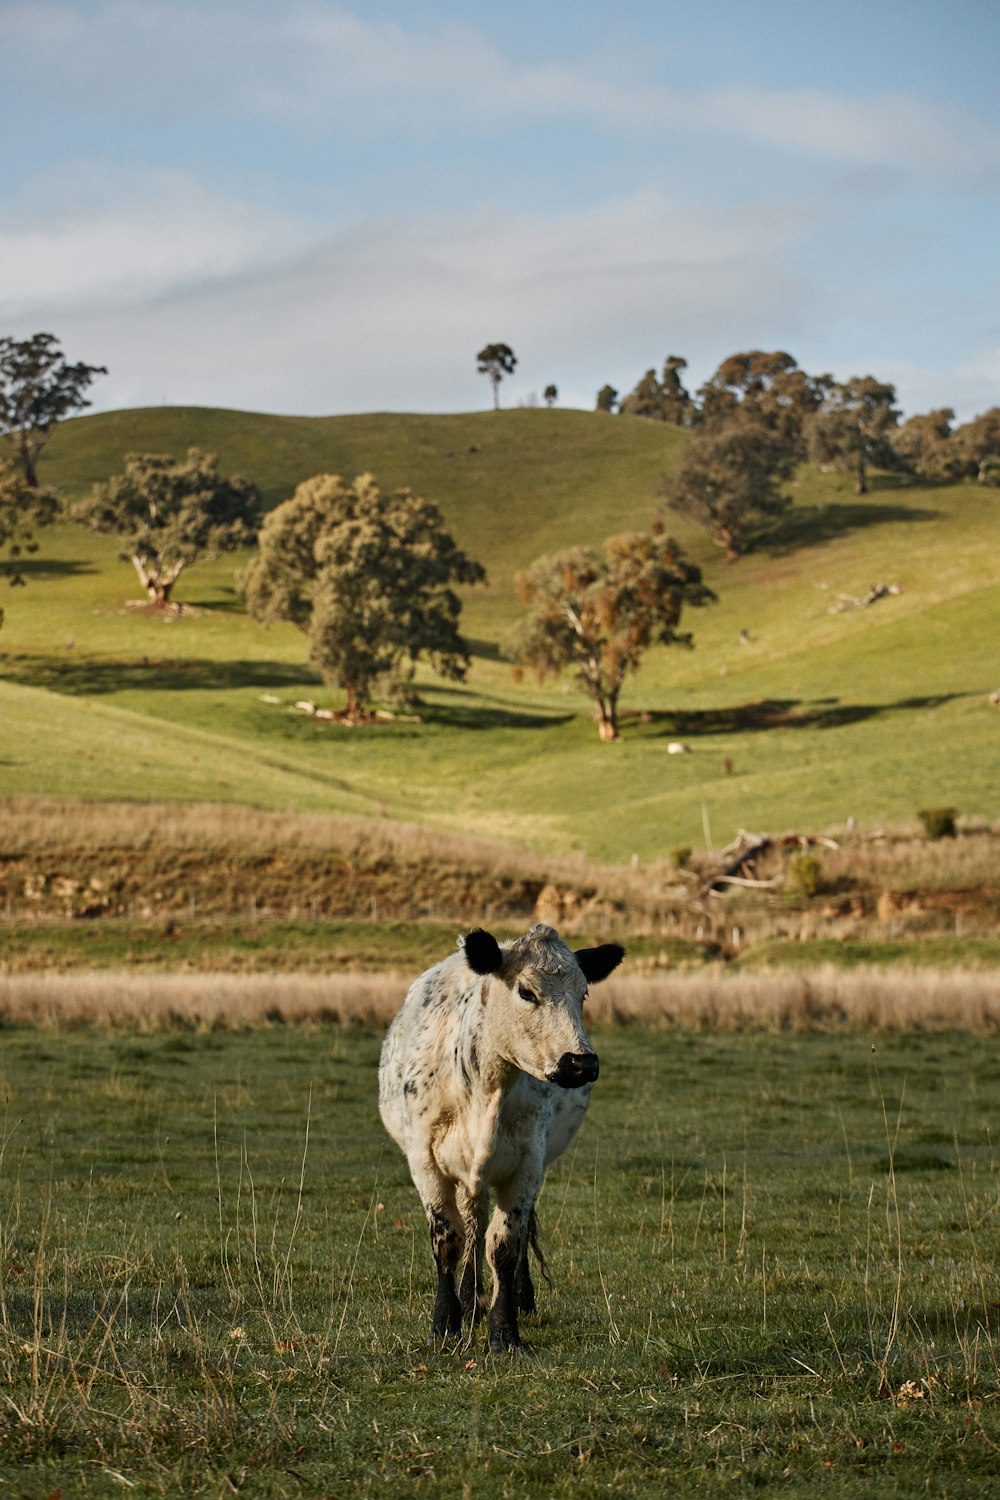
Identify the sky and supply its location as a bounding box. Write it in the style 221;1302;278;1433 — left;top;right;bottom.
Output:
2;0;999;421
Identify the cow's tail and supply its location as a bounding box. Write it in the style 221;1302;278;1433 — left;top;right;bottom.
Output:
528;1206;550;1283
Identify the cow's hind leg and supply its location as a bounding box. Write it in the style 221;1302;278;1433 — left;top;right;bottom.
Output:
516;1204;546;1314
458;1187;487;1324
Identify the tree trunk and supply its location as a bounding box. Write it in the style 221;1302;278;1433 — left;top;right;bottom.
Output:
596;696;619;741
19;435;39;489
856;450;868;495
344;682;366;721
131;554;178;608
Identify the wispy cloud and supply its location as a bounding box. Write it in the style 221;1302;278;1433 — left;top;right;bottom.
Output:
4;2;999;180
0;166;308;315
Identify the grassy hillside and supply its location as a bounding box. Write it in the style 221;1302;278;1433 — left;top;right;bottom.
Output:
2;406;997;863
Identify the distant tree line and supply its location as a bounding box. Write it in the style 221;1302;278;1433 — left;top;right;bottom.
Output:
600;350;1000;563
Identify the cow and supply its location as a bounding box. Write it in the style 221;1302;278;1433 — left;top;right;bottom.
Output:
378;922;624;1353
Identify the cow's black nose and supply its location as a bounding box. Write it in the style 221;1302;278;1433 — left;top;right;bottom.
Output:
548;1051;600;1089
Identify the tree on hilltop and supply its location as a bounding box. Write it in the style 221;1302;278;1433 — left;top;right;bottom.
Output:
892;408;962;481
77;448;260;608
808;376;900;495
697;350;826;454
477;344;517;410
954;407;1000;485
512;529;714;742
595;384;618;413
0;332;107;487
243;473;485;720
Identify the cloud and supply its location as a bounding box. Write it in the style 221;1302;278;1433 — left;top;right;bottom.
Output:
0;166;308;315
24;187;822;416
4;2;999;180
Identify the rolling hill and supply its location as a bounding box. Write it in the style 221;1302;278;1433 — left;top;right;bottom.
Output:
1;404;997;863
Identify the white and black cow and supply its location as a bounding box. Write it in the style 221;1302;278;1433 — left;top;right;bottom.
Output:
378;923;624;1353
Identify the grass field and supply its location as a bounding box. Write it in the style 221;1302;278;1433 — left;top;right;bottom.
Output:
0;405;996;860
0;1024;999;1497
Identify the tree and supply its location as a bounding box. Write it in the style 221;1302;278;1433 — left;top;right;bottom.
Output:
595;384;618;413
476;344;517;410
543;384;558;408
77;448;260;608
954;407;1000;485
0;333;107;487
660;414;795;561
892;408;961;480
807;376;900;494
513;530;714;742
0;458;58;628
243;473;485;719
619;368;663;420
697;350;826;454
660;356;693;426
619;356;693;425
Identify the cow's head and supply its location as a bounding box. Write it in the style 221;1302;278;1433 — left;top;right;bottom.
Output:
461;923;623;1088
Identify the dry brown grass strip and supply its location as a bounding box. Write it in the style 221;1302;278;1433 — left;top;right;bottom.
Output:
0;965;997;1033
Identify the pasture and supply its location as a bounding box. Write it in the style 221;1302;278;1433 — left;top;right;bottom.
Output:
0;406;997;858
0;1021;999;1496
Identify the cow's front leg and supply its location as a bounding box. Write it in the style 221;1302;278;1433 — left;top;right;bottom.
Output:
410;1157;465;1343
486;1169;541;1354
428;1202;464;1342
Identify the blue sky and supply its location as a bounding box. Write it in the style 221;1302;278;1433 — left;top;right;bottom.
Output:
2;0;998;419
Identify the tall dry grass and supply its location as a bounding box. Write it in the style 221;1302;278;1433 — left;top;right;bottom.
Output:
0;796;670;912
0;966;997;1033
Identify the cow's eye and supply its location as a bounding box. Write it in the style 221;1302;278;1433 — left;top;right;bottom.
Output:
517;983;539;1004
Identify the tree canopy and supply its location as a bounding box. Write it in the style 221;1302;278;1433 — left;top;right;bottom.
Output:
0;458;58;629
892;408;961;481
619;357;693;425
660;414;795;561
697;350;826;455
77;448;260;608
0;333;107;487
954;407;1000;485
243;473;485;719
513;530;714;741
806;376;901;495
476;344;517;410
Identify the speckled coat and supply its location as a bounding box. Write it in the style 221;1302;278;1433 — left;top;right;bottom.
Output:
379;923;624;1352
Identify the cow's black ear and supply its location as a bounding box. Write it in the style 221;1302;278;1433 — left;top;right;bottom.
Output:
574;943;624;983
462;928;504;975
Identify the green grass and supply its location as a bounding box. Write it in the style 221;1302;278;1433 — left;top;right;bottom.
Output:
0;1026;999;1495
2;407;998;861
0;920;707;975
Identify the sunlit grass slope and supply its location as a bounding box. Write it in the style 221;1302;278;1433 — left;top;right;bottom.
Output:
2;406;997;861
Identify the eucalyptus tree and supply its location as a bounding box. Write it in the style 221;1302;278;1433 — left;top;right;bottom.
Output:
0;333;107;487
78;448;260;607
513;529;713;741
476;344;517;410
244;473;485;719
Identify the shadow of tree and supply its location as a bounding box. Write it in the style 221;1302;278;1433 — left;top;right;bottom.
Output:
638;693;969;738
466;636;504;663
421;683;574;731
756;501;939;557
1;652;318;696
1;558;98;579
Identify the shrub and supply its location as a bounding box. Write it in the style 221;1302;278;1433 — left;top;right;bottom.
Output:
787;850;823;899
918;807;958;840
